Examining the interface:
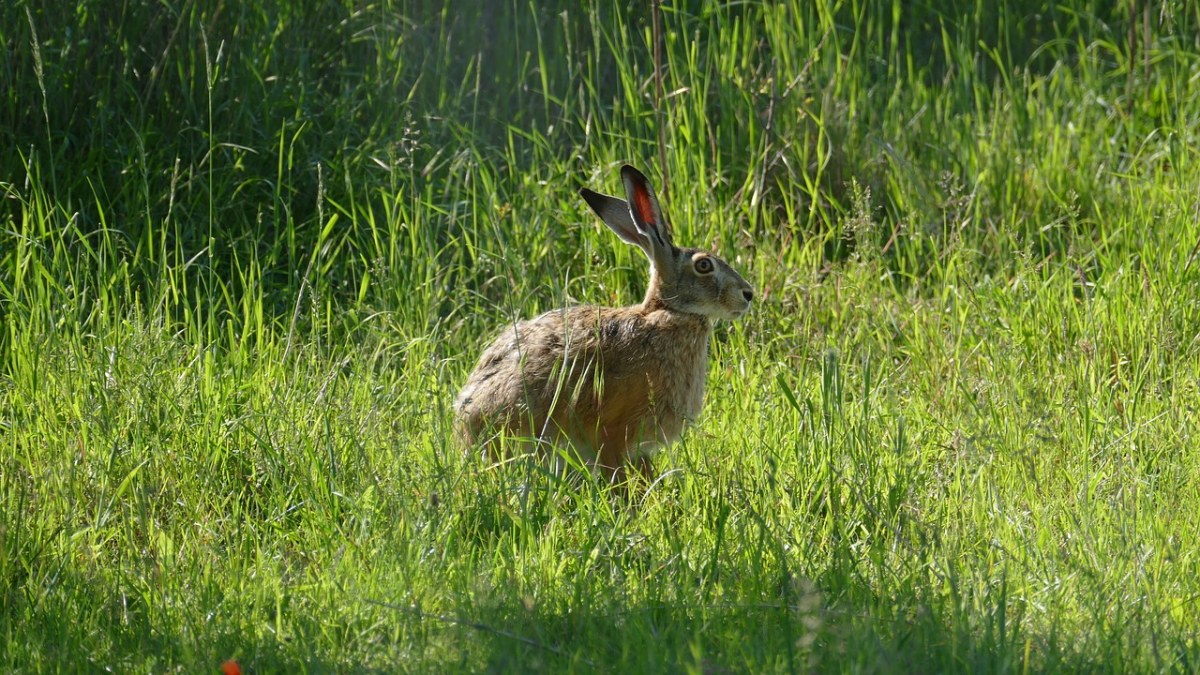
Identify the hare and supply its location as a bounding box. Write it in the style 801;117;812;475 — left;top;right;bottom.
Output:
453;165;753;485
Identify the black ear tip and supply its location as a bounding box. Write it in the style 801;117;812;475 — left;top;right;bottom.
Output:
620;164;645;181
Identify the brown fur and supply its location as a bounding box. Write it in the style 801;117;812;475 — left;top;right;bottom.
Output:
453;165;752;484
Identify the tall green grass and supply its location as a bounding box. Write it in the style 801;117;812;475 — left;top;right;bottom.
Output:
3;0;1200;671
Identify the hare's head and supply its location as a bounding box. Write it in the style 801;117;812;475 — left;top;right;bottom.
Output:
580;165;753;320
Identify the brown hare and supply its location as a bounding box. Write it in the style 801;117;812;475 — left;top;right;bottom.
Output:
453;165;753;485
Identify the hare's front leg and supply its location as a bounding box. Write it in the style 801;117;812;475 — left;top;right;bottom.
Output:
595;433;628;486
634;456;655;485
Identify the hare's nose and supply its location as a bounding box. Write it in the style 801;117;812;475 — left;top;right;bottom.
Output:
742;288;754;303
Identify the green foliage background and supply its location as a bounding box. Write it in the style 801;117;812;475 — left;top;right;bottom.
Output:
2;1;1199;672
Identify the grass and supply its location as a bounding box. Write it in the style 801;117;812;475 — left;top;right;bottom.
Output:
3;0;1200;671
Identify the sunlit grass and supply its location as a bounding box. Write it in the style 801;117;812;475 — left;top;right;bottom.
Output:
2;1;1200;672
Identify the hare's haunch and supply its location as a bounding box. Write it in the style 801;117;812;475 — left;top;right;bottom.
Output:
454;165;753;484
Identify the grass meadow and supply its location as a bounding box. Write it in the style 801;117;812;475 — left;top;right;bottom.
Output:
3;1;1200;672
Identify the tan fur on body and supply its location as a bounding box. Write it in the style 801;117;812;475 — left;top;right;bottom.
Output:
453;165;752;484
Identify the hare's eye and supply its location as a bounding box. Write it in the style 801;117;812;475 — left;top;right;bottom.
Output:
694;257;714;274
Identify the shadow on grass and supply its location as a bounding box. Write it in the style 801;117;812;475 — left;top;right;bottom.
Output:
399;588;1180;674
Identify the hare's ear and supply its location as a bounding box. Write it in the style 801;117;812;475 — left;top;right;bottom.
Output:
579;188;652;252
620;165;674;254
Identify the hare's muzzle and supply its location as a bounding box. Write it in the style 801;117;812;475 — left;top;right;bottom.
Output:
728;283;753;318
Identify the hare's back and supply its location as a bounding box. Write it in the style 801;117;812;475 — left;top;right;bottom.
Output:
453;308;583;432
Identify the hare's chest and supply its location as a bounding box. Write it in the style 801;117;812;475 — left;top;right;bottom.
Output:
664;354;708;421
642;338;709;441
